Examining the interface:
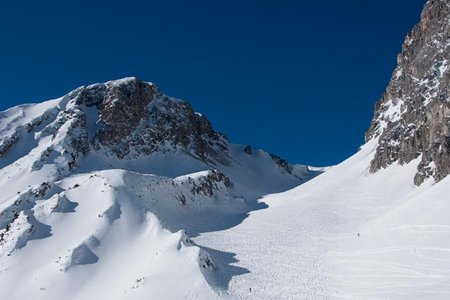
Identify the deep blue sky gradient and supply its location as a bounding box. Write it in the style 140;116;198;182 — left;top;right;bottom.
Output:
0;0;426;166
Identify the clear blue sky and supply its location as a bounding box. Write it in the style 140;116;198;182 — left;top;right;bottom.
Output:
0;0;425;166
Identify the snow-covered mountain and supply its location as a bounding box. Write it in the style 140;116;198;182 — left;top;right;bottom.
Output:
0;77;321;299
1;0;450;299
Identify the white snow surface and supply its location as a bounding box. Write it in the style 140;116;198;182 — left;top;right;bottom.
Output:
196;139;450;299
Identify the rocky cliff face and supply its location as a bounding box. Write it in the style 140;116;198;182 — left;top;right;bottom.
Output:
75;77;230;165
366;0;450;185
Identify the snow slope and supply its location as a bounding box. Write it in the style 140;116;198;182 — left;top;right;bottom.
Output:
196;139;450;299
0;170;218;300
0;79;322;300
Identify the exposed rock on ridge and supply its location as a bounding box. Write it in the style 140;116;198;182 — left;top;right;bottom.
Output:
366;0;450;185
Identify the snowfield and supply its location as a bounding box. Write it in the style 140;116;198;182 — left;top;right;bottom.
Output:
196;139;450;299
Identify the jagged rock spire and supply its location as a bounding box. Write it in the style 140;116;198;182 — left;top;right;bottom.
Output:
366;0;450;185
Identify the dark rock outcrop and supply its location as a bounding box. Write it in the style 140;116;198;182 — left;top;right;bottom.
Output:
244;145;253;155
0;130;20;158
270;153;292;174
187;170;232;197
366;0;450;185
71;78;230;165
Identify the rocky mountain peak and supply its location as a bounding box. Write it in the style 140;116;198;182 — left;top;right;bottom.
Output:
0;78;231;176
71;77;230;165
75;78;161;146
366;0;450;185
